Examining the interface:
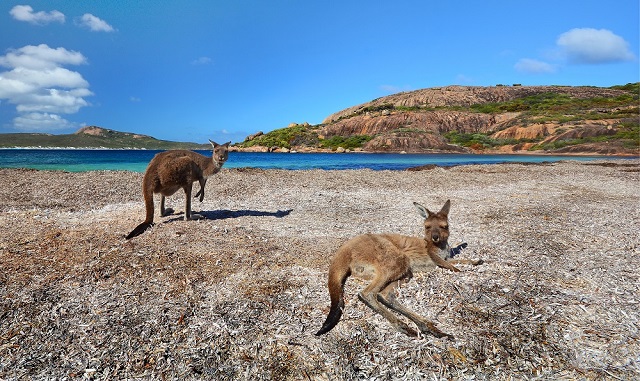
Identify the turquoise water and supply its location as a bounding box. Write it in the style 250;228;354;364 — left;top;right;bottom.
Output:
0;149;629;172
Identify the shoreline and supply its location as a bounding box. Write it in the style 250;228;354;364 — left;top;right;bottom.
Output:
1;161;639;379
233;145;640;157
1;149;636;175
1;145;638;158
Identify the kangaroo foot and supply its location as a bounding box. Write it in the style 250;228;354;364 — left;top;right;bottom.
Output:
394;323;419;337
186;212;205;221
417;321;454;339
161;208;175;217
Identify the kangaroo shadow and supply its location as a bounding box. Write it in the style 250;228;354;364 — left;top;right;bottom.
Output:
199;209;293;220
164;209;292;223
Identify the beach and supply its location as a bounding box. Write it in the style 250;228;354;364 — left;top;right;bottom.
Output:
1;160;639;380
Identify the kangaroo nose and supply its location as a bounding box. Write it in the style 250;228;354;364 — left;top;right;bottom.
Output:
432;234;440;243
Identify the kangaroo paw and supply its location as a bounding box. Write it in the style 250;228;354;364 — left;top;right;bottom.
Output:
161;208;174;217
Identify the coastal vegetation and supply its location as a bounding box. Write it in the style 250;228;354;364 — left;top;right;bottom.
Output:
236;124;320;150
469;91;637;116
319;134;373;150
235;123;374;151
443;131;523;150
529;122;639;151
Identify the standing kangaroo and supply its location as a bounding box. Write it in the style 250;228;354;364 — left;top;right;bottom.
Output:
316;200;482;338
125;140;230;239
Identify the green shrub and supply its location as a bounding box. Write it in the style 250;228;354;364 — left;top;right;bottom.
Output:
319;135;373;150
238;124;318;149
443;131;517;148
613;121;639;140
361;103;394;113
530;122;639;151
610;82;640;93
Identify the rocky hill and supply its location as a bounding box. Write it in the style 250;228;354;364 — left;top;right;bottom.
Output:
238;83;639;155
0;126;209;150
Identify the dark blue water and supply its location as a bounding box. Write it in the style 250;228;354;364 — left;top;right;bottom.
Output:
0;149;628;172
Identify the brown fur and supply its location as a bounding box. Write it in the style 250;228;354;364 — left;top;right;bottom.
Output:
125;140;230;239
316;200;482;338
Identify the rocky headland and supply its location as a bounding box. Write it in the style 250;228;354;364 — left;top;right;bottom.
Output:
238;83;639;156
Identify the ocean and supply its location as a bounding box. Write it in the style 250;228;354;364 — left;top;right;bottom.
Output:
0;149;629;172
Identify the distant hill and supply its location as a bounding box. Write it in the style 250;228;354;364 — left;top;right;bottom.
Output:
0;126;210;150
237;83;639;155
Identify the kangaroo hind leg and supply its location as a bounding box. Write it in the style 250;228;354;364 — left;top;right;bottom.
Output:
358;270;418;337
377;282;453;339
160;195;174;216
184;183;204;221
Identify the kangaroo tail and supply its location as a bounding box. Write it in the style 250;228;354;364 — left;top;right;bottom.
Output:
125;222;154;240
316;262;351;336
126;182;155;240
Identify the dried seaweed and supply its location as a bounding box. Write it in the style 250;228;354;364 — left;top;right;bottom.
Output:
1;160;638;380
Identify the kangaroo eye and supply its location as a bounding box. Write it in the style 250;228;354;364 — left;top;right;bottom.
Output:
442;225;449;230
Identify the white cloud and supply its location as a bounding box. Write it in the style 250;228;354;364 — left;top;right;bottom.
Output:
13;112;77;132
380;84;411;94
191;57;212;65
1;67;88;92
515;58;557;74
0;45;92;132
0;44;86;70
16;88;92;114
454;74;475;84
130;96;141;102
10;5;65;25
78;13;115;32
557;28;635;64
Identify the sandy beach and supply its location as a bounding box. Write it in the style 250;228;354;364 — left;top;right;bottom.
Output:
1;160;639;380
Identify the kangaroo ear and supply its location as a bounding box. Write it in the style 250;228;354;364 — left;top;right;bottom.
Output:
223;141;231;147
439;200;451;216
413;202;430;219
209;139;218;148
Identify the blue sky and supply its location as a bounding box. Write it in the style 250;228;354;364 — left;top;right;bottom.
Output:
1;1;638;144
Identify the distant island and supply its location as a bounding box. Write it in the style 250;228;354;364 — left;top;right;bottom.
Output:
0;126;209;150
2;83;638;155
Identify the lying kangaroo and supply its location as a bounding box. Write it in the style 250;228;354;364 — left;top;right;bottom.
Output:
316;200;482;338
125;140;230;239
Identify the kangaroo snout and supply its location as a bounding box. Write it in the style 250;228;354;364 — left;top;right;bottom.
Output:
431;233;441;243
